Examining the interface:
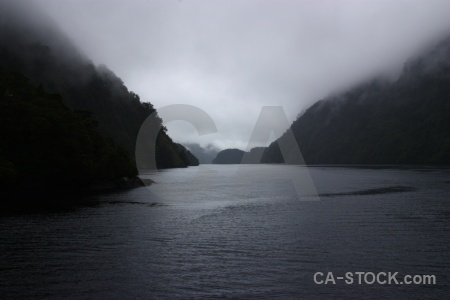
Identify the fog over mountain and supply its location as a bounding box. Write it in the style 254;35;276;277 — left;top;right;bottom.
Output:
31;0;450;150
0;0;200;197
261;35;450;165
184;143;219;164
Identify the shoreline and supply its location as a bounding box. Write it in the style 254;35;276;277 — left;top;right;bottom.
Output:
0;176;154;214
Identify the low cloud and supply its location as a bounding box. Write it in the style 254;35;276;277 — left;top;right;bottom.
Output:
35;0;450;150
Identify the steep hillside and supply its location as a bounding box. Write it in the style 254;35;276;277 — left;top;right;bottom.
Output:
175;143;199;166
0;69;137;197
262;36;450;165
0;0;195;171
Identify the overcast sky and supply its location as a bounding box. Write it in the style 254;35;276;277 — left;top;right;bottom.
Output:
35;0;450;150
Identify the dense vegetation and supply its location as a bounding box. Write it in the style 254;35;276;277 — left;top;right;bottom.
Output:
262;36;450;165
0;1;198;199
0;69;137;195
175;143;199;166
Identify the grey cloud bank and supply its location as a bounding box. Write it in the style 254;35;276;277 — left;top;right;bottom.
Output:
35;0;450;150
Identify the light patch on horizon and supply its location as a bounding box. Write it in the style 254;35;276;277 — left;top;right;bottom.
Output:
36;0;450;150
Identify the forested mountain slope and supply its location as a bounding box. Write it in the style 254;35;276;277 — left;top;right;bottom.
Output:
262;36;450;165
0;0;197;199
0;0;197;164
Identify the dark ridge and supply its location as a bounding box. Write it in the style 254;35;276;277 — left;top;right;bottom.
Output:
0;0;198;172
0;1;200;207
212;147;266;164
212;148;245;164
262;35;450;165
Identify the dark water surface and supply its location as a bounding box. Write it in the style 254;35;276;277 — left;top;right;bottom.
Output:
1;165;449;299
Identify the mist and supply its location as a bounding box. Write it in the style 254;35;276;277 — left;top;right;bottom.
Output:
32;0;450;150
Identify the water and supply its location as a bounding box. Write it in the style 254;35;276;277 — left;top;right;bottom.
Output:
1;165;449;299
